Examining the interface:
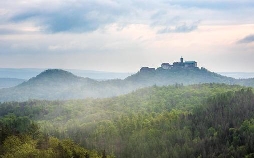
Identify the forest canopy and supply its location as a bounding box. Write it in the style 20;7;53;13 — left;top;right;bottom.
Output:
1;83;254;157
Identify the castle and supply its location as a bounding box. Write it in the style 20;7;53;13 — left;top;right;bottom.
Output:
140;57;198;72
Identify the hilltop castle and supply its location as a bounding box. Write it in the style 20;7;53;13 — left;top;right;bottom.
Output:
140;57;198;72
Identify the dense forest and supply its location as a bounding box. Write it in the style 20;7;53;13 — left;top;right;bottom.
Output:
0;115;114;157
1;83;254;157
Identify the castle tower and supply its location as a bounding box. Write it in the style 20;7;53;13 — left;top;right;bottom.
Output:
180;56;183;63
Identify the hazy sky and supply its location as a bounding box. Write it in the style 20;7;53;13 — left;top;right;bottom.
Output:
0;0;254;72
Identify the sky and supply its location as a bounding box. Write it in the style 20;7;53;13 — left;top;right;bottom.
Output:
0;0;254;73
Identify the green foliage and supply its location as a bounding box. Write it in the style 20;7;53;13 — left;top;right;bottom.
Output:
1;84;254;157
186;88;254;157
0;114;39;144
0;115;112;158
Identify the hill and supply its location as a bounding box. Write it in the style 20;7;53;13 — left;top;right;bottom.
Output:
0;69;99;101
0;68;131;80
19;69;87;86
0;69;135;102
0;68;253;102
125;67;236;86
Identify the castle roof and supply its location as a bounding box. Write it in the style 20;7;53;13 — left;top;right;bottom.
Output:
185;61;197;64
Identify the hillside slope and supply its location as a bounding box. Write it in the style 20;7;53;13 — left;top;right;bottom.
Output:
0;69;135;102
125;67;236;86
0;68;253;102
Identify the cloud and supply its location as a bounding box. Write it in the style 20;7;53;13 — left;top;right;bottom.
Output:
168;1;254;10
237;34;254;43
157;21;199;34
1;0;254;73
0;27;39;35
9;0;126;33
6;0;254;34
0;28;21;35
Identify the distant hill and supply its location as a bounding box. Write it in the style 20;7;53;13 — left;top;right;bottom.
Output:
0;69;136;102
0;69;99;101
19;69;87;86
0;78;26;89
0;68;254;102
0;68;131;80
125;67;236;86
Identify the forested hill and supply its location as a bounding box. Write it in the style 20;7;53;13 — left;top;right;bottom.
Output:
0;69;134;102
18;69;98;87
125;67;236;86
0;68;253;102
